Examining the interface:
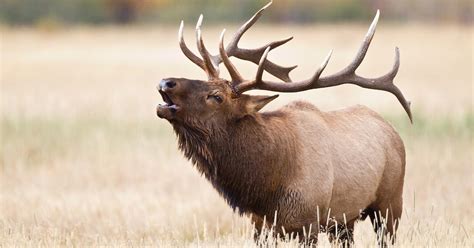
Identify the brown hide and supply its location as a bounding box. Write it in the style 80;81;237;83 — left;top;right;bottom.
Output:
156;2;409;244
167;98;405;237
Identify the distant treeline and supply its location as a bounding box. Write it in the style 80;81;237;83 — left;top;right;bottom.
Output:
1;0;472;25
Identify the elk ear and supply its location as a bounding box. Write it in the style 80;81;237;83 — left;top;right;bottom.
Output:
245;94;279;113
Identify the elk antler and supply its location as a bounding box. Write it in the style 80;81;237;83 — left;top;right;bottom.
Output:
178;2;412;122
195;15;219;80
178;1;296;82
229;10;413;123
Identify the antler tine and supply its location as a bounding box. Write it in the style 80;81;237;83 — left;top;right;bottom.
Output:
178;20;205;70
233;46;271;93
219;29;244;87
343;10;379;74
196;14;219;80
252;49;333;93
256;47;271;84
177;1;296;82
226;1;273;52
252;36;294;57
210;1;297;82
321;10;412;122
219;29;244;84
238;10;413;123
379;47;413;122
310;49;333;82
223;0;292;60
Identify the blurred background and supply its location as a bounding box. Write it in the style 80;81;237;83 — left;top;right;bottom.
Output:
1;0;473;246
1;0;473;25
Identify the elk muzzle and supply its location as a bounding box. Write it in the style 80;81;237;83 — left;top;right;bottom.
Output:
156;79;181;120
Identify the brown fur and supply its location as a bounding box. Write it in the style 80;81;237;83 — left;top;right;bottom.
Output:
156;77;405;245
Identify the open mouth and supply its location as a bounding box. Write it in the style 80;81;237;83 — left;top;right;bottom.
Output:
158;90;179;112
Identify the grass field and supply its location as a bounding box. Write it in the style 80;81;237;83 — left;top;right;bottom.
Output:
1;23;473;247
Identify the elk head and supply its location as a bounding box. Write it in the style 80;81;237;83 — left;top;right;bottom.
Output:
157;1;412;127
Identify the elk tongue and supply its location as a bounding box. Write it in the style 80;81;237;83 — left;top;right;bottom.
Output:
159;90;175;106
158;103;180;112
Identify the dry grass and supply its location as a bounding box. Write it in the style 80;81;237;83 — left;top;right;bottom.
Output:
1;23;473;247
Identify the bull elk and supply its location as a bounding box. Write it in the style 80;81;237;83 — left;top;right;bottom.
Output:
156;1;411;246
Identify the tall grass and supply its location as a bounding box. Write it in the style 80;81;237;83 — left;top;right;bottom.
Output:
1;24;473;246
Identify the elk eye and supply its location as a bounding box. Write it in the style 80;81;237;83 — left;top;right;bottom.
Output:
208;94;223;104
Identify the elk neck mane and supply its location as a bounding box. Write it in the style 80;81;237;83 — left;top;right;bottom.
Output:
171;111;300;215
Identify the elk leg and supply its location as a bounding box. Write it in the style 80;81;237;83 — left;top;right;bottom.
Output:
289;226;318;246
327;221;355;247
250;214;281;244
250;214;265;242
368;209;390;247
368;194;403;247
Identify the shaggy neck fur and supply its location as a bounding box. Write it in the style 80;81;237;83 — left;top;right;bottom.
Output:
172;112;299;216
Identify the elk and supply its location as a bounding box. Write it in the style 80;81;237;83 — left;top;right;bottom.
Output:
156;1;411;246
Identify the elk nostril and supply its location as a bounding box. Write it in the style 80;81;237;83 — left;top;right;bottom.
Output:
166;81;176;88
159;79;176;90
